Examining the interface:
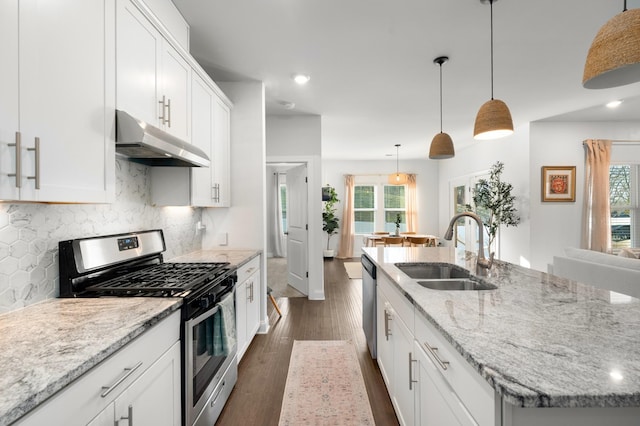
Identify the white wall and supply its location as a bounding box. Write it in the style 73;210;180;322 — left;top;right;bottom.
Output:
437;124;532;267
322;158;439;257
266;115;324;300
529;121;640;271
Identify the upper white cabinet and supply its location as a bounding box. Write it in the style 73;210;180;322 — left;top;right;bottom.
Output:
211;95;231;207
0;0;115;203
116;0;190;142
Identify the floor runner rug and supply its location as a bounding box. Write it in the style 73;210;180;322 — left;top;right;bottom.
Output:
343;262;363;279
278;340;374;425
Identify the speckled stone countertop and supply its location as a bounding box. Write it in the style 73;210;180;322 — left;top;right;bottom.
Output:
0;298;181;426
363;246;640;409
169;249;261;267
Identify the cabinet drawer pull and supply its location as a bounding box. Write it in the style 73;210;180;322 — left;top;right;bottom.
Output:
384;309;392;340
409;352;418;390
27;137;40;189
101;361;143;397
8;132;21;188
423;341;450;371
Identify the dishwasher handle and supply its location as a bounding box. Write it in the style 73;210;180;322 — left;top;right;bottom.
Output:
361;254;376;279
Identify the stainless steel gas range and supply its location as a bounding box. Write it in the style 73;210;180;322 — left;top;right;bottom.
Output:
58;229;237;426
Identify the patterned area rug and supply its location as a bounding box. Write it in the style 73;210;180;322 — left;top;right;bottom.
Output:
279;340;374;425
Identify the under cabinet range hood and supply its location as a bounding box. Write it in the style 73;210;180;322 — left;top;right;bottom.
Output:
115;110;210;167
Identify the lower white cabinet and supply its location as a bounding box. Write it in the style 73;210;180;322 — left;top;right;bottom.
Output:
236;255;261;360
16;311;181;426
376;272;495;426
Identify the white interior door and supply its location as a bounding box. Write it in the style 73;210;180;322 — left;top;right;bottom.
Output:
286;164;308;295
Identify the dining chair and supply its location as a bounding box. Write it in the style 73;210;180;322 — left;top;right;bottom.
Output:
382;236;405;247
407;236;429;247
400;231;416;235
370;231;389;247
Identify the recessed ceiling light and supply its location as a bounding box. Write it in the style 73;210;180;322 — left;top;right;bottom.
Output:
606;100;623;108
293;74;310;85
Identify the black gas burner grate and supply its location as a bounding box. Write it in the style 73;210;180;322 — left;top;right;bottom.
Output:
86;262;231;296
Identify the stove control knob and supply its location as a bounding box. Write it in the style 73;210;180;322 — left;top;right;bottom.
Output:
198;297;211;309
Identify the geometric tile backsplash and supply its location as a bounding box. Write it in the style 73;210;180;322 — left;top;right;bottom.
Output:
0;159;203;314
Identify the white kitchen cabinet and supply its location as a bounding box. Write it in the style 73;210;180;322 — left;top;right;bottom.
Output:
376;273;414;426
16;311;181;426
414;313;495;426
151;71;232;207
0;0;115;203
236;256;262;361
116;0;190;142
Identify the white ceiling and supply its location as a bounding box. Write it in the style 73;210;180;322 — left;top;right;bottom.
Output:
172;0;640;160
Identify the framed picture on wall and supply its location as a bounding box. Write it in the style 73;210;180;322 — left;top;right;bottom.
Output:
542;166;576;202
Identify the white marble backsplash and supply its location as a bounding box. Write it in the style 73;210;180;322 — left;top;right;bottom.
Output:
0;159;203;313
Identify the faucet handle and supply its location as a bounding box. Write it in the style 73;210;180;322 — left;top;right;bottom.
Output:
478;252;495;270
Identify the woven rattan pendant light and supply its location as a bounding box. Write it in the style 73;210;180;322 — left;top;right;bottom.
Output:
583;1;640;89
474;0;513;140
388;144;409;185
429;56;455;159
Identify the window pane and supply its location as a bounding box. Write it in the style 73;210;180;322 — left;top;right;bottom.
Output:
355;211;374;234
385;211;406;232
280;185;287;233
384;185;405;208
610;165;631;207
355;186;375;208
611;209;630;248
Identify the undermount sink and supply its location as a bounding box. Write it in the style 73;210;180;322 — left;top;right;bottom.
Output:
416;279;497;291
395;262;471;280
395;262;497;291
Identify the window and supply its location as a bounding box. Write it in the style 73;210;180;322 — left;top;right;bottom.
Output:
354;182;407;233
610;164;639;248
280;183;288;234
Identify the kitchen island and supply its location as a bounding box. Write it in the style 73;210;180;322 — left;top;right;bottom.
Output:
364;246;640;425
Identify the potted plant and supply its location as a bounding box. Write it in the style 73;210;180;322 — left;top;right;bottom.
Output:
322;186;340;258
466;161;520;258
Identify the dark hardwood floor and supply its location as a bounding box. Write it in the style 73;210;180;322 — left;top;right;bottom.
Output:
215;258;398;425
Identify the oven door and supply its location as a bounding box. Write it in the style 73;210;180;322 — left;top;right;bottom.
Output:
185;290;237;426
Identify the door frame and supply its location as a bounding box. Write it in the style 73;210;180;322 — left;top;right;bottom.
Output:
266;155;324;300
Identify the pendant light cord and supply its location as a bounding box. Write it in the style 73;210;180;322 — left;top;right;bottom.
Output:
623;0;627;12
490;0;494;100
395;144;400;175
439;63;443;133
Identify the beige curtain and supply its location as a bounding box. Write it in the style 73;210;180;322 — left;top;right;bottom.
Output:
406;174;418;232
581;139;612;252
337;175;355;259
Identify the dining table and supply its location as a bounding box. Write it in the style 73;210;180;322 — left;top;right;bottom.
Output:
362;233;439;247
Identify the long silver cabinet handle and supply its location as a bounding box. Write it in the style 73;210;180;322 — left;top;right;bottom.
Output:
384;309;392;341
119;405;133;426
409;352;417;390
27;137;40;189
246;280;252;302
422;341;450;371
8;132;21;188
101;361;143;397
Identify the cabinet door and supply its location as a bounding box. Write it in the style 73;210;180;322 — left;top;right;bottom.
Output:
190;73;215;207
211;96;231;207
116;0;161;127
160;43;190;142
392;314;415;426
235;281;248;360
115;341;181;426
376;291;393;388
18;0;115;202
245;272;261;341
414;341;475;426
0;0;20;200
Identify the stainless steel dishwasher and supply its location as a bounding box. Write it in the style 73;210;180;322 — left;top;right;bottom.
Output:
361;254;377;358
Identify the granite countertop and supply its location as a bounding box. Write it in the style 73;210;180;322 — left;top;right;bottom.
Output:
169;249;261;267
0;298;181;426
363;246;640;409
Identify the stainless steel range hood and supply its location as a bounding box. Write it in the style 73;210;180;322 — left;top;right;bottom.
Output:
115;110;210;167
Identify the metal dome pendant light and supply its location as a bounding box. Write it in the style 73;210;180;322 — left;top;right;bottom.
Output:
388;144;409;185
429;56;455;159
583;0;640;89
474;0;514;140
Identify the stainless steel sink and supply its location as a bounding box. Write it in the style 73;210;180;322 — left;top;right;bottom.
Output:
395;263;471;280
416;279;497;291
